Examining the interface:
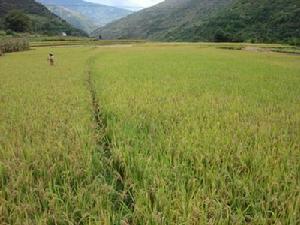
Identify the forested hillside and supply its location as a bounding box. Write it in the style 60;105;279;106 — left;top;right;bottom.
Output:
0;0;85;35
94;0;300;44
92;0;232;39
177;0;300;43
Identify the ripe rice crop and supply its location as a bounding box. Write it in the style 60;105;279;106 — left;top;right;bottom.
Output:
0;43;299;224
0;38;29;55
91;45;300;224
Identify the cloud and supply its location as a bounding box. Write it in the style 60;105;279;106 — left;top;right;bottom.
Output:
85;0;164;10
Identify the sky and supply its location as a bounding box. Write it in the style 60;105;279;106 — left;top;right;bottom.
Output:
85;0;164;11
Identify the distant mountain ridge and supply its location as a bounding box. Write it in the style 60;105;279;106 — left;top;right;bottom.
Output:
36;0;132;34
44;5;98;34
0;0;85;35
93;0;300;43
92;0;233;39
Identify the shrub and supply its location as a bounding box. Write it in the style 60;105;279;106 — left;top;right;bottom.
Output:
0;30;6;36
0;38;29;55
214;29;231;42
5;29;14;36
288;38;300;46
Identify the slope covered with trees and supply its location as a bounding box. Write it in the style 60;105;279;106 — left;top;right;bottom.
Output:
0;0;85;36
94;0;300;44
92;0;232;39
180;0;300;43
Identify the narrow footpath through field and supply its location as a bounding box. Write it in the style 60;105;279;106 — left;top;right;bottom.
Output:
86;56;136;223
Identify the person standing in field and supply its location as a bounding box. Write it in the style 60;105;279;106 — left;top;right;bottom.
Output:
48;53;54;66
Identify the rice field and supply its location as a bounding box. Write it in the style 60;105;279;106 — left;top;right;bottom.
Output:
0;42;299;224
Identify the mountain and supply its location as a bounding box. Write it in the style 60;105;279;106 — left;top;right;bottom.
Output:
36;0;132;34
45;5;97;34
93;0;300;43
190;0;300;43
92;0;233;39
0;0;86;35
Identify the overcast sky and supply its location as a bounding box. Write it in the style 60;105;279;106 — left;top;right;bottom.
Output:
85;0;164;10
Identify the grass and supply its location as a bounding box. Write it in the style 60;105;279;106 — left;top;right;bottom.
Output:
0;42;299;224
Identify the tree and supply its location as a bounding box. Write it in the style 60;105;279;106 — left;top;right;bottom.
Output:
4;11;32;33
214;29;231;42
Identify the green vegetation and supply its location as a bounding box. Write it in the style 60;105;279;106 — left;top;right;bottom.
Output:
4;11;32;33
29;38;145;47
191;0;300;44
0;42;299;224
0;0;86;36
93;0;232;40
95;0;300;44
